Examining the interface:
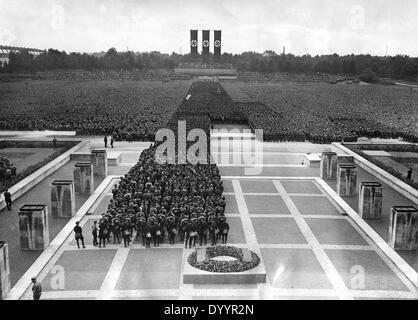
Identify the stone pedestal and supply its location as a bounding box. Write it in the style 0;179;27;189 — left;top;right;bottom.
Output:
19;205;49;250
91;150;107;179
337;164;357;196
0;241;11;300
74;163;94;196
389;206;418;251
320;152;337;180
51;180;75;218
358;182;383;219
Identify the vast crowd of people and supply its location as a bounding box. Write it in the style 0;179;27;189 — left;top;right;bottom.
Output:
90;144;229;249
222;81;418;143
176;81;418;144
2;76;417;146
0;80;191;141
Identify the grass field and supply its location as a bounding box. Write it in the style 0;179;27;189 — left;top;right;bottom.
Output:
0;141;77;190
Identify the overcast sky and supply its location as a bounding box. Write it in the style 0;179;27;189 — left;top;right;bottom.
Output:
1;0;418;56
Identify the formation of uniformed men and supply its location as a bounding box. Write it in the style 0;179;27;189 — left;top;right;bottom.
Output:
93;144;230;249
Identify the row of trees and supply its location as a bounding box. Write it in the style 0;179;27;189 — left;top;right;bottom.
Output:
231;52;418;80
2;48;177;72
1;48;418;80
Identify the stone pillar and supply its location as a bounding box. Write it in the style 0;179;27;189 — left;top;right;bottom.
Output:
73;163;94;196
0;241;11;300
51;180;75;218
91;150;107;179
337;164;357;196
358;182;383;219
320;152;337;180
19;205;49;250
389;206;418;251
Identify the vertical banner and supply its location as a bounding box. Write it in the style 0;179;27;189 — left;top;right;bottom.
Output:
190;30;198;56
214;30;222;60
202;30;210;60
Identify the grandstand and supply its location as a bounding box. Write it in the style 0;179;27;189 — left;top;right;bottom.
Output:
0;46;45;67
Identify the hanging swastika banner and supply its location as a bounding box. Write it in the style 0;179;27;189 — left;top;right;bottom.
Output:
202;30;210;58
214;30;222;59
190;30;198;55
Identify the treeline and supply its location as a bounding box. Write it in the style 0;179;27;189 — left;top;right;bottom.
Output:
2;48;178;72
1;48;418;80
230;51;418;80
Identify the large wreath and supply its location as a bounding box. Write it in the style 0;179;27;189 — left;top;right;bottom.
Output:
188;245;260;273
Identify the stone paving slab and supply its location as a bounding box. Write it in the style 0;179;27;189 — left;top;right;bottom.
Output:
41;249;117;291
115;249;182;290
245;195;291;215
305;218;369;246
291;195;341;216
219;166;319;177
222;180;234;193
252;217;307;244
240;180;277;194
224;217;246;244
325;250;409;292
211;153;305;165
281;180;322;194
261;248;334;289
224;194;239;213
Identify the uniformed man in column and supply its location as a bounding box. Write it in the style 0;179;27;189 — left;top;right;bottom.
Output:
31;277;42;300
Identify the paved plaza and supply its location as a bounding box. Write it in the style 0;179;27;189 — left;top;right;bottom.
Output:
2;137;416;300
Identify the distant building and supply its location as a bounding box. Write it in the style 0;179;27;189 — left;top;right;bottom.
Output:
262;50;277;58
0;53;9;67
0;46;46;68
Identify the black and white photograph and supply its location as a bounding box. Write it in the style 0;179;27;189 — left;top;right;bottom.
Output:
0;0;417;313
